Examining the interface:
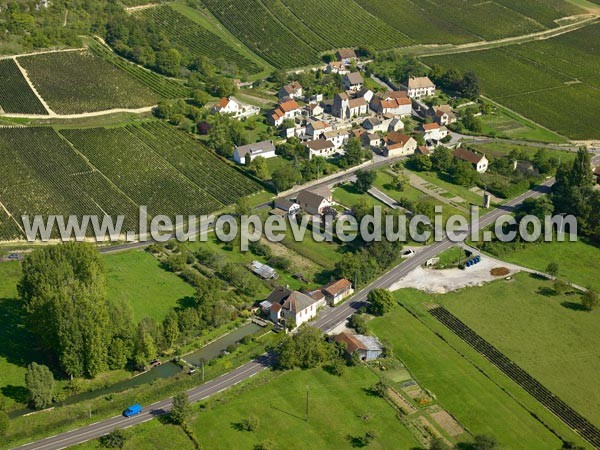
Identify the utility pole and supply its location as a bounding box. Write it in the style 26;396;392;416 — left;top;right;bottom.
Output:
201;360;205;381
305;385;309;422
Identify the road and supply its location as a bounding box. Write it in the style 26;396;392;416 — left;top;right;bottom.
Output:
12;178;554;450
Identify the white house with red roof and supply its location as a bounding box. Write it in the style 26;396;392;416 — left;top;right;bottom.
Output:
212;96;259;119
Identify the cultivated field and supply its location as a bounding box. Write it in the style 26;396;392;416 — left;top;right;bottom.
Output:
0;127;140;240
139;5;263;76
370;288;587;448
435;273;600;428
0;59;47;115
424;23;600;139
17;51;161;114
87;40;191;99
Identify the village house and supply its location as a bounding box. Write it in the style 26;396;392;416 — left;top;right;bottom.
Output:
306;120;333;140
421;122;448;146
325;61;348;75
268;288;321;328
269;99;301;126
355;88;374;104
362;116;392;133
453;147;489;173
336;48;358;65
321;278;353;305
305;139;336;159
416;146;430;156
271;198;301;217
324;129;347;150
371;91;412;117
343;72;364;91
405;76;436;99
334;332;384;361
388;117;405;132
350;128;367;140
278;81;303;101
233;140;276;165
212;96;259;119
430;104;457;126
384;132;417;157
296;187;333;215
333;93;368;119
363;132;383;149
306;103;324;118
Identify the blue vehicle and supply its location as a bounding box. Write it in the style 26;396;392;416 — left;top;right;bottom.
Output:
123;404;142;417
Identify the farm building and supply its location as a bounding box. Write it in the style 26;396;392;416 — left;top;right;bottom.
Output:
271;198;300;217
321;278;353;305
250;261;278;280
334;332;383;361
336;48;358;64
296;187;332;215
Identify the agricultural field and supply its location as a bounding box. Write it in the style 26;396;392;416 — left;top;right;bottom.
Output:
201;0;321;68
424;23;600;139
59;127;223;217
280;0;412;49
0;127;140;240
188;367;419;449
139;5;263;76
0;59;47;115
370;289;585;449
87;40;191;99
125;121;262;205
432;273;600;428
17;51;161;114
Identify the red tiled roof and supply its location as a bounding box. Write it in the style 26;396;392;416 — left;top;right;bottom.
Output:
279;99;300;112
334;332;366;353
322;279;352;297
422;123;440;131
386;131;412;146
453;148;485;164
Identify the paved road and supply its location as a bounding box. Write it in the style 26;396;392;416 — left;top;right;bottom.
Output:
13;179;554;450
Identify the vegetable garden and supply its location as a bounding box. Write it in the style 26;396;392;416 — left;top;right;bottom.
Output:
139;5;262;76
17;51;161;114
0;59;47;115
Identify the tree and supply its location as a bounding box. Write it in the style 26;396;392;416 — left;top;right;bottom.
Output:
271;165;302;192
242;415;259;431
170;392;191;425
99;429;126;449
473;434;497;450
19;243;114;377
546;262;559;278
163;310;179;350
367;289;396;316
391;173;409;192
460;71;480;99
355;169;376;193
277;326;332;369
581;289;599;311
25;363;54;409
431;146;453;172
254;441;278;450
249;156;270;180
449;160;477;187
429;438;452;450
344;138;364;166
413;154;433;172
0;410;8;437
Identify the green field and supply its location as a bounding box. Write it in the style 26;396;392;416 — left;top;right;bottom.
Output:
18;51;161;114
188;367;419;449
433;272;600;427
495;239;600;292
424;23;600;139
370;286;585;449
0;59;47;115
139;5;263;76
104;250;196;322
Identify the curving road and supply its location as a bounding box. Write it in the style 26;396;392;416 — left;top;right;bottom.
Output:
12;178;555;450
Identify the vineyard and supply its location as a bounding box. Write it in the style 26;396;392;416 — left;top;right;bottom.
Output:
280;0;412;49
424;24;600;139
88;40;190;99
17;51;161;114
0;128;139;240
201;0;321;68
60;127;223;217
0;59;47;115
139;5;263;76
125;121;262;205
429;306;600;448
